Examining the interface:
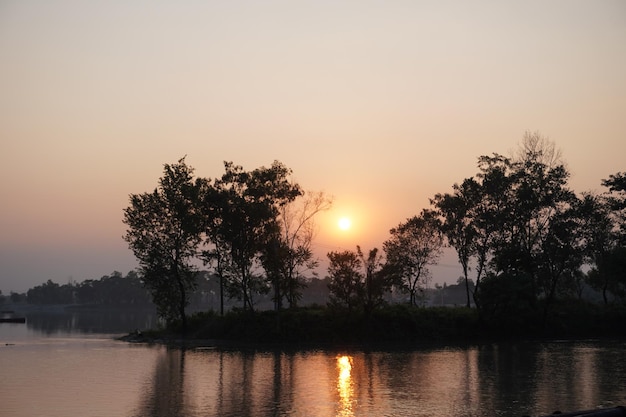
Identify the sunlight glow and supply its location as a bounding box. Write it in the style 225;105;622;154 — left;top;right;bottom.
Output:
338;217;351;231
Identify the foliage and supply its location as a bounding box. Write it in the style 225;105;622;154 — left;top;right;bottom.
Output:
162;302;626;345
113;139;624;339
602;172;626;243
327;250;364;311
261;191;332;310
75;271;151;306
325;245;395;313
25;272;151;306
586;246;626;304
357;246;394;313
431;134;594;326
123;157;204;331
580;174;626;304
178;305;483;344
202;161;302;312
27;280;74;305
475;272;536;328
431;178;481;308
383;209;444;306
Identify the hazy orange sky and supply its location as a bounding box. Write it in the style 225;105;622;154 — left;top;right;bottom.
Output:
1;1;625;293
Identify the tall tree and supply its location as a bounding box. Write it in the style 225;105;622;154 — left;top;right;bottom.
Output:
513;130;564;169
356;246;392;313
123;158;204;332
466;134;582;321
433;134;577;317
383;209;444;306
200;177;235;316
534;195;585;323
503;135;575;304
327;250;363;311
431;178;480;308
468;154;517;311
582;173;626;304
203;161;301;311
578;193;613;304
602;172;626;300
602;172;626;245
262;191;332;310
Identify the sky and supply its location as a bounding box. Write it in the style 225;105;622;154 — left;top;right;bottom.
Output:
1;1;625;293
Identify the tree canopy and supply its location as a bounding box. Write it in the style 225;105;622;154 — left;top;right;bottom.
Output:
123;158;204;332
430;133;625;325
383;209;444;306
115;133;625;334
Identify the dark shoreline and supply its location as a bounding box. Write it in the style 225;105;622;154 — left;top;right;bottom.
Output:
117;302;626;351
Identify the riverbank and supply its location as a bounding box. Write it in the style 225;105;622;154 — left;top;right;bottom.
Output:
120;301;626;348
1;302;156;314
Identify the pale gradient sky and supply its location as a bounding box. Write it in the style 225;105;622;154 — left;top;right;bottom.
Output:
1;1;625;293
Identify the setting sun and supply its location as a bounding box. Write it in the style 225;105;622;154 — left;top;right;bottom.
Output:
338;217;352;231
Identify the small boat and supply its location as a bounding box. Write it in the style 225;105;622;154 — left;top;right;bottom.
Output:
0;317;26;323
534;406;626;417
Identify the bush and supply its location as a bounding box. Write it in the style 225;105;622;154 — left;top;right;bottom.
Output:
158;301;625;346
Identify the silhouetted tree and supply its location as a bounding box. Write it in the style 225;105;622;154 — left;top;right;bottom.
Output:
199;177;232;315
357;246;393;313
261;191;332;310
26;279;74;305
514;130;564;169
10;292;26;303
327;250;363;311
383;209;444;306
123;158;204;332
581;173;626;304
458;134;586;324
202;161;301;311
432;155;516;314
602;172;626;245
468;155;514;311
430;133;579;318
535;195;585;324
500;137;573;290
476;271;535;327
431;178;480;308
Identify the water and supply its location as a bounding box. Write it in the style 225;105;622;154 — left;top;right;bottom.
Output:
1;310;625;417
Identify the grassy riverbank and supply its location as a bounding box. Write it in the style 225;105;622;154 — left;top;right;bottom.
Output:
124;301;626;347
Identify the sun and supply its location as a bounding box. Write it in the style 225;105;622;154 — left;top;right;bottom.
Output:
338;217;352;231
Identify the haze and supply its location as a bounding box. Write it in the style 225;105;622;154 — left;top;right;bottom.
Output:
1;1;625;293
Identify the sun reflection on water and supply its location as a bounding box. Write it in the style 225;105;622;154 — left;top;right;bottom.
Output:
337;355;355;416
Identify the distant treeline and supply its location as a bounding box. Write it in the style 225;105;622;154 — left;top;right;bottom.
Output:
9;272;356;311
6;270;606;313
21;271;151;306
5;270;331;310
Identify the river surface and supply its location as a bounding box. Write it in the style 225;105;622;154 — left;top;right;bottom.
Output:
0;309;625;417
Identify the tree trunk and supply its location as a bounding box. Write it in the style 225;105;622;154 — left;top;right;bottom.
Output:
273;274;281;311
219;273;224;316
542;276;559;331
176;276;187;336
462;262;470;308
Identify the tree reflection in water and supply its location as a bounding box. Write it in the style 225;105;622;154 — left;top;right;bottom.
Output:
129;342;626;417
337;355;355;417
134;348;188;417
